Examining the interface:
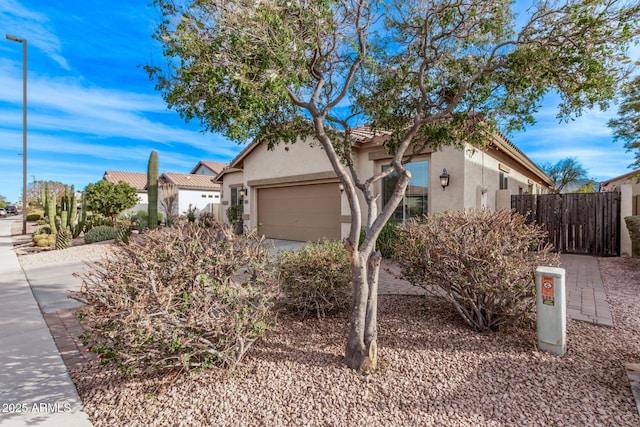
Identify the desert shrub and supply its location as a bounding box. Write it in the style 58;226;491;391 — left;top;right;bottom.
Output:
32;225;52;236
36;219;46;226
184;204;197;222
198;212;217;228
129;210;164;232
625;216;640;257
26;213;41;222
277;239;351;319
84;214;114;233
394;209;559;331
84;225;116;244
70;222;276;375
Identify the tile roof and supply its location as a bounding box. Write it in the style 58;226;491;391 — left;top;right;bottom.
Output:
190;160;228;175
160;173;220;190
349;124;394;143
103;171;147;191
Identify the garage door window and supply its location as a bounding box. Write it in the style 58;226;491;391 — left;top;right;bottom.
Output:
382;160;429;222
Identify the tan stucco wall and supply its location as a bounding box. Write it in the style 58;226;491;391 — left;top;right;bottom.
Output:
429;146;466;213
220;135;549;239
242;139;339;230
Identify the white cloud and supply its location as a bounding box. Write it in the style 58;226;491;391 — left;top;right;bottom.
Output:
0;0;70;70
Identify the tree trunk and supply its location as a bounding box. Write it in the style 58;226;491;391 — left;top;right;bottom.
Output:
344;248;381;373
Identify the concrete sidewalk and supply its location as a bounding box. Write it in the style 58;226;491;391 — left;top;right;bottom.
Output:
0;218;91;427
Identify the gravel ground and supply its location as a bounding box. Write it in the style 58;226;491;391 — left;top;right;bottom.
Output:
69;258;639;426
12;223;640;426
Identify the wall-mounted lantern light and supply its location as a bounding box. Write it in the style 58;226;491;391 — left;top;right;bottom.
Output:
239;186;247;198
439;168;450;191
339;183;344;192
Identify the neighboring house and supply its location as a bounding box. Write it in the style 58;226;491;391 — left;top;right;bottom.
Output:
600;169;640;215
214;125;552;242
190;160;227;177
102;170;148;212
158;172;222;219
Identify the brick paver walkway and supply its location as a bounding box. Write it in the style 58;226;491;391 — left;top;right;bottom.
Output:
561;254;614;327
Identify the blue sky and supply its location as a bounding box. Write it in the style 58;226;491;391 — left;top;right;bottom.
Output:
1;1;637;204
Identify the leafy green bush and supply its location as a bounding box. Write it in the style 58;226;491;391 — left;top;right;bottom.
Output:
26;213;41;221
394;209;559;331
277;239;351;319
71;223;276;375
84;225;116;244
359;217;400;258
625;216;640;257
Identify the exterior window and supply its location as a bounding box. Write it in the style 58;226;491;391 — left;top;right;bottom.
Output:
499;172;509;190
230;187;244;206
382;160;429;222
528;183;534;194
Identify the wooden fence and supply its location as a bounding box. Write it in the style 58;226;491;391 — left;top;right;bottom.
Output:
512;192;620;256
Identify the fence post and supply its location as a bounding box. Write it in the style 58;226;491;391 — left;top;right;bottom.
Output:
621;184;633;257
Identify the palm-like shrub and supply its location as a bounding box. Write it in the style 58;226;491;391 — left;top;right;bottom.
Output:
394;210;559;331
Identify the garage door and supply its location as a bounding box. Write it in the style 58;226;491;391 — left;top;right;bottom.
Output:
258;182;341;241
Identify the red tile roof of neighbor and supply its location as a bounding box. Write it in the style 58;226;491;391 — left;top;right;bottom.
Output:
190;160;228;175
160;173;220;189
103;171;148;191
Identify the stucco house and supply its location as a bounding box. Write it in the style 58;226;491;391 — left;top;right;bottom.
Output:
600;169;640;215
102;170;148;212
158;172;222;219
190;160;228;177
214;125;552;242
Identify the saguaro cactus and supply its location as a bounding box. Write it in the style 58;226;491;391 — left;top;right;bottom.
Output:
73;192;87;238
47;191;57;235
147;150;159;230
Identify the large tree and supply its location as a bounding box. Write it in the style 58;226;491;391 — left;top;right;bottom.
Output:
148;0;639;372
541;157;589;193
83;180;139;221
608;74;640;170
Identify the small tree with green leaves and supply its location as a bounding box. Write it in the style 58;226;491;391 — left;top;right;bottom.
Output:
148;0;640;372
541;158;589;193
609;75;640;170
83;180;138;222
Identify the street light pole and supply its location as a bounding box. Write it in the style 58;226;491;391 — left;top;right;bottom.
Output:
6;34;27;235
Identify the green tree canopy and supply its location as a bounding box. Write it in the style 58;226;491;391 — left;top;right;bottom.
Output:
83;180;139;221
608;75;640;170
541;157;589;193
574;179;597;193
148;0;640;372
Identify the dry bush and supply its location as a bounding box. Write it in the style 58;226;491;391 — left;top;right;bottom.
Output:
394;209;559;331
71;222;277;375
277;239;351;319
